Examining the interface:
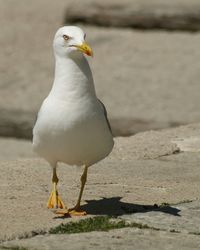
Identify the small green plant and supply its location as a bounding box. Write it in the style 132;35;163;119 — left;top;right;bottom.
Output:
159;202;170;207
49;216;159;234
50;216;126;234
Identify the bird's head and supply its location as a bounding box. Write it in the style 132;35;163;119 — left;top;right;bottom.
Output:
53;26;93;58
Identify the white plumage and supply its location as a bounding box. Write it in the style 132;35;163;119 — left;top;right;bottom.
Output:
32;26;114;215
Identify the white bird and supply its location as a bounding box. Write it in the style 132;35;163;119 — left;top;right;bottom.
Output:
33;26;114;216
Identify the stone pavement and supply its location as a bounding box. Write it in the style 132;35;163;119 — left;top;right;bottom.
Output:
0;138;35;161
1;1;200;138
0;123;200;249
65;0;200;31
2;225;200;250
1;0;200;249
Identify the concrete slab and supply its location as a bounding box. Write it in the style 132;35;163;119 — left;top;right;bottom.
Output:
0;123;200;242
2;226;200;250
1;1;200;138
65;0;200;31
0;138;35;161
121;201;200;234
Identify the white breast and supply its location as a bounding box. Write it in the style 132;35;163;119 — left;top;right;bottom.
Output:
33;96;113;166
33;51;113;167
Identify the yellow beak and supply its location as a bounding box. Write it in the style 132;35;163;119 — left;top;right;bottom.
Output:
75;42;93;57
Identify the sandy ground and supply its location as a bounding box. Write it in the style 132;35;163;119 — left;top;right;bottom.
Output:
0;123;200;244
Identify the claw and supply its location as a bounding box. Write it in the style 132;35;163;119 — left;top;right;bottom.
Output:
68;207;87;216
47;189;65;209
54;208;70;216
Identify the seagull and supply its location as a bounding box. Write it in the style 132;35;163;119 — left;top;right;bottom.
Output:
33;26;114;216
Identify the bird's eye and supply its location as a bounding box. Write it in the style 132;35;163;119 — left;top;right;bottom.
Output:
63;35;70;41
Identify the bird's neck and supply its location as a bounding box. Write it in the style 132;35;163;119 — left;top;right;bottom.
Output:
49;54;96;101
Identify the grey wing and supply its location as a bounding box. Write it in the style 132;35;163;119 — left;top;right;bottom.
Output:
98;99;113;134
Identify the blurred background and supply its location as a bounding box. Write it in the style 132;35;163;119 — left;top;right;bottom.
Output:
1;0;200;141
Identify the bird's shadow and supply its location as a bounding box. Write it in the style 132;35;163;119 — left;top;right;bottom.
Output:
81;197;180;216
55;196;180;219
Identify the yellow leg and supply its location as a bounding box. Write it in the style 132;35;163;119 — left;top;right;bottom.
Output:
69;165;88;216
47;168;66;210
